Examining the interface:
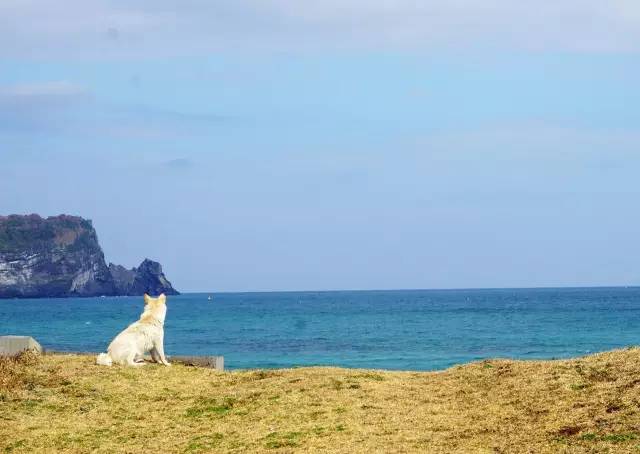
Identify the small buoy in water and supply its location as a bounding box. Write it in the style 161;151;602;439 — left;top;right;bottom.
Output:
207;295;213;301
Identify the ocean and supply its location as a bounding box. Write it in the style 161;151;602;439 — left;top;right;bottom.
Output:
1;287;638;370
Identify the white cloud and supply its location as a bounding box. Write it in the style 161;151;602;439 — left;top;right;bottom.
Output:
1;0;640;58
0;81;229;138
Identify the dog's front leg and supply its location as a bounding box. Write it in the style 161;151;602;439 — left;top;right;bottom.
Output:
154;339;171;366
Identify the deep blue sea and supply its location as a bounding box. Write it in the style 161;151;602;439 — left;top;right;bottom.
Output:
1;288;639;370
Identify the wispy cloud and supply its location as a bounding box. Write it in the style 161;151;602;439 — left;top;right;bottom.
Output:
0;80;230;138
0;81;92;133
1;0;640;59
0;81;89;98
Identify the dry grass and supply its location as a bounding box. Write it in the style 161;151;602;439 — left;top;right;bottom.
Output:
2;349;640;453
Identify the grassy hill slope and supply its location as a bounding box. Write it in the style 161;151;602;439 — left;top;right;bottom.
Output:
2;349;640;453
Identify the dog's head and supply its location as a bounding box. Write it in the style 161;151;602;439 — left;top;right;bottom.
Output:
144;293;166;305
142;293;167;322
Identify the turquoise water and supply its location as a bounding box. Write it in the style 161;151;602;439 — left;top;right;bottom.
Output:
1;288;639;370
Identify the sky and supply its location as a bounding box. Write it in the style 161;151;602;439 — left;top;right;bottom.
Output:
1;1;640;292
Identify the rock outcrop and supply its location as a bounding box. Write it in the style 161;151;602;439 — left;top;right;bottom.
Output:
0;214;178;298
109;259;178;296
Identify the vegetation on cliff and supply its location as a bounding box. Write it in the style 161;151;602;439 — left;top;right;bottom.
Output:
0;215;95;254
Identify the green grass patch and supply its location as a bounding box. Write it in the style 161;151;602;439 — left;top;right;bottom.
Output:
3;439;26;453
184;433;224;453
580;433;639;443
185;397;236;418
263;431;303;449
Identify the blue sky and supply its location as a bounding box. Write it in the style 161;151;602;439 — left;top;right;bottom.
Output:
1;1;640;291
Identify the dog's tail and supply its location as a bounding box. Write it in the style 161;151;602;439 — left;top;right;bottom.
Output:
96;352;113;366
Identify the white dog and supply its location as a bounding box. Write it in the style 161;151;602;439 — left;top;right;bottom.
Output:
96;293;171;367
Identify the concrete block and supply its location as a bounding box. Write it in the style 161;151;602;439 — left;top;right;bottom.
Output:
170;355;224;371
0;336;43;356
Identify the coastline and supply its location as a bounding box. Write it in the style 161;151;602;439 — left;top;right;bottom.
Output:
3;348;640;452
4;288;640;372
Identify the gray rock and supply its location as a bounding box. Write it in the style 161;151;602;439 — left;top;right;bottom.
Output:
0;336;43;356
109;259;179;296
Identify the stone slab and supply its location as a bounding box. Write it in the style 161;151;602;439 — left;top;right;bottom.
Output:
0;336;43;356
46;350;224;371
165;355;224;371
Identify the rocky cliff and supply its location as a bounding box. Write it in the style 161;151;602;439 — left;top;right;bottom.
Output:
108;260;178;296
0;214;179;298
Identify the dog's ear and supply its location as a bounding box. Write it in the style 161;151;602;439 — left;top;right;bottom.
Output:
158;293;166;304
144;293;152;304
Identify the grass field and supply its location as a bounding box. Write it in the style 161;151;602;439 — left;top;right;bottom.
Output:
2;349;640;453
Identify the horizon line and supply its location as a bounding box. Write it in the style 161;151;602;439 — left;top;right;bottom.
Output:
180;284;640;295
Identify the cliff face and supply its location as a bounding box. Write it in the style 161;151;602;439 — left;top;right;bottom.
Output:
109;260;179;296
0;214;178;298
0;215;116;298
